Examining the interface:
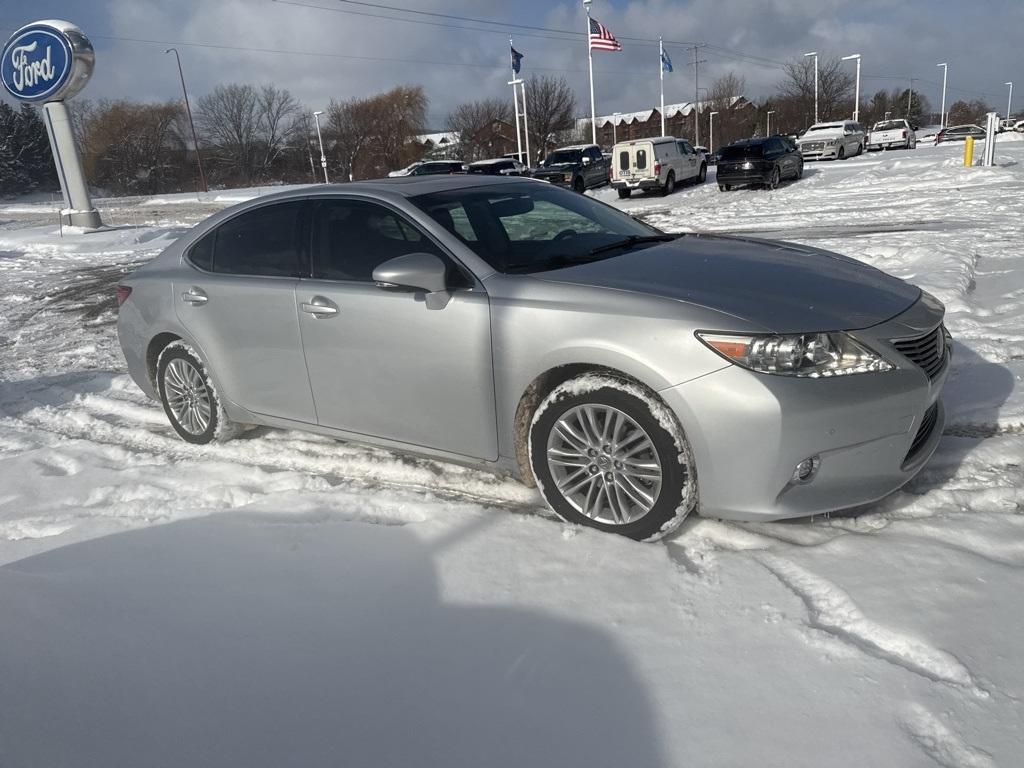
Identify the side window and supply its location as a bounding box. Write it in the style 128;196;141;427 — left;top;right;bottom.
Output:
189;231;214;271
636;149;647;169
313;199;445;282
677;141;687;155
211;202;305;277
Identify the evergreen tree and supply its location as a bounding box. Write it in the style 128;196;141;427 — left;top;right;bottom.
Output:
0;103;59;196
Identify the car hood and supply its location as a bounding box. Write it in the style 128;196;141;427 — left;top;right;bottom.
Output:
536;163;577;173
801;129;845;141
533;234;921;333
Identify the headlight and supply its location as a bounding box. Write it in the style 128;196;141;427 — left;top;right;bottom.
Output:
697;331;893;377
825;139;839;146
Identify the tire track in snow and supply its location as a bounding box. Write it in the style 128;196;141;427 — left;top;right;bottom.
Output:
898;703;995;768
758;554;989;697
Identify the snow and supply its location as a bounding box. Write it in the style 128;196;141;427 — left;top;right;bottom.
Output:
2;140;1024;766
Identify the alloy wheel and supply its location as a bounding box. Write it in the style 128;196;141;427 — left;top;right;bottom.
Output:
545;404;663;525
163;357;213;436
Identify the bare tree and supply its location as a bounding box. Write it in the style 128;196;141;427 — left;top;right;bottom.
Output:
703;72;754;146
778;57;855;123
524;75;576;160
255;84;300;179
327;85;428;180
447;97;512;161
196;84;260;184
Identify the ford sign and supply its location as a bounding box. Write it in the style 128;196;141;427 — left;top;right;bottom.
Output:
1;20;95;103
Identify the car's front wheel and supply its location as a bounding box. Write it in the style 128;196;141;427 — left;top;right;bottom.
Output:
766;165;781;190
718;183;731;192
157;342;237;445
572;176;585;194
529;374;698;541
697;163;707;183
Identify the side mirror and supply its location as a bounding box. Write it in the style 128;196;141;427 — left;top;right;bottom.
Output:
582;156;592;166
373;252;448;295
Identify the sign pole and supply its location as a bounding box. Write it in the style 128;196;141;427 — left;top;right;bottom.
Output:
509;37;523;164
520;81;532;166
585;1;597;145
659;38;666;137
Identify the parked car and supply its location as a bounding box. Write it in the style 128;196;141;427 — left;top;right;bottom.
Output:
388;162;423;178
866;119;917;151
798;121;866;160
532;145;609;193
468;158;530;177
1015;120;1024;133
935;125;987;144
408;160;468;176
999;118;1016;132
117;175;949;541
610;136;707;198
716;137;804;191
914;125;943;143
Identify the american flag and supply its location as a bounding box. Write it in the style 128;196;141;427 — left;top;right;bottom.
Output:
588;17;622;52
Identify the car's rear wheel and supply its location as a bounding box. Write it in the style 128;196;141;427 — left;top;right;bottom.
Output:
661;172;675;196
572;176;585;194
529;374;698;541
766;165;781;190
157;342;237;445
718;183;731;192
617;188;632;199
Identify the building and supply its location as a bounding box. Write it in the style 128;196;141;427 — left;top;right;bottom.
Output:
577;96;754;148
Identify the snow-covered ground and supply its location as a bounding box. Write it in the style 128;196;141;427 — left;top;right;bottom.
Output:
2;140;1023;767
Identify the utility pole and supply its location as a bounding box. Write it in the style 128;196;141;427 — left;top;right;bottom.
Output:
691;44;707;145
937;63;948;127
804;52;819;124
709;111;718;153
1006;82;1014;120
164;48;207;193
907;78;916;119
767;110;775;136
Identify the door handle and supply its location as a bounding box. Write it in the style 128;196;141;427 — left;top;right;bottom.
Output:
301;296;339;318
182;287;208;305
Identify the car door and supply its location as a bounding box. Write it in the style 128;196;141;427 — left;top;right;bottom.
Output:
586;146;605;186
679;141;699;179
173;200;317;424
297;197;498;460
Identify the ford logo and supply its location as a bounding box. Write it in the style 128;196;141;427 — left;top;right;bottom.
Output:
1;21;94;103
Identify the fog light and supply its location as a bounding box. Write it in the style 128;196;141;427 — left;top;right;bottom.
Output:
791;456;821;484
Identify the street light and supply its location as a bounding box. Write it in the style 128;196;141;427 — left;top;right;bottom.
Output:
1006;82;1014;120
937;63;948;128
766;110;776;136
804;51;819;124
312;110;329;184
164;48;207;193
841;54;862;123
709;111;719;153
613;111;621;144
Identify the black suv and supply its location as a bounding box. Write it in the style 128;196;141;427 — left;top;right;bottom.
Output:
532;145;609;193
716;137;803;191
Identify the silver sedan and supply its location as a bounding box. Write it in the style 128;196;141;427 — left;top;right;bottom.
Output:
117;176;950;540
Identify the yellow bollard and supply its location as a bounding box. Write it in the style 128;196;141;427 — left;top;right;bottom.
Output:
964;136;974;166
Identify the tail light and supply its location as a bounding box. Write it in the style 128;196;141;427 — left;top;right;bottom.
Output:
654;162;662;175
116;285;132;307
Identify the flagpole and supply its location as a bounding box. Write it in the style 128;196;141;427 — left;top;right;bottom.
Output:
585;1;597;145
510;37;523;163
659;37;666;136
521;81;532;167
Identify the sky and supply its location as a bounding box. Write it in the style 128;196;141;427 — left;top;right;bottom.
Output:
1;0;1020;127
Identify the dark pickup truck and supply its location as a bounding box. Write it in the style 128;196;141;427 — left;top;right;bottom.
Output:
532;144;609;193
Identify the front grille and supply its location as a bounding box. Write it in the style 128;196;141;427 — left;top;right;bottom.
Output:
904;402;939;466
892;325;948;380
801;141;825;152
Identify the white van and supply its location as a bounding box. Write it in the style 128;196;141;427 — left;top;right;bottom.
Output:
611;136;707;198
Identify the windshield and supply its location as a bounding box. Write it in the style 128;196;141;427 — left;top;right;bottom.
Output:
412;182;662;274
720;144;763;159
543;150;583;166
806;124;844;133
873;121;903;131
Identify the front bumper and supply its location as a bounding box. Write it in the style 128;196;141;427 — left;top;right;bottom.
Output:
800;144;840;160
533;174;571;187
660;297;950;521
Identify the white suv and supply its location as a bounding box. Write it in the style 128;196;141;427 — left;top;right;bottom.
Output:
611;137;707;198
798;121;866;160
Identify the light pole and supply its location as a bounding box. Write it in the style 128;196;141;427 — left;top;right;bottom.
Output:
313;110;329;183
584;0;597;145
1006;82;1014;120
612;112;620;144
842;54;862;123
907;77;916;119
164;48;207;193
804;51;818;124
766;110;776;136
937;63;948;127
709;111;719;153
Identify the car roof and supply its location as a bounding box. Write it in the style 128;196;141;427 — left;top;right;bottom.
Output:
470;158;515;166
238;175;539;204
725;137;769;147
553;144;599;151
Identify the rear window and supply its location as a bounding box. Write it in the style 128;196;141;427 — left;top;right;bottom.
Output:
720;144;763;160
618;151;629;171
636;149;647;169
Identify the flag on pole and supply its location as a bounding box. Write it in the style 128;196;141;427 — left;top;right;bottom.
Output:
588;18;622;52
661;48;673;73
511;46;524;75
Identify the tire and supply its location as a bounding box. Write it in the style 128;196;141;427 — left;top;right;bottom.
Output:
157;342;238;445
617;188;632;199
572;176;585;194
697;163;707;183
766;165;781;190
718;183;731;192
837;146;846;160
661;172;675;196
855;142;863;156
795;161;804;179
529;374;698;541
